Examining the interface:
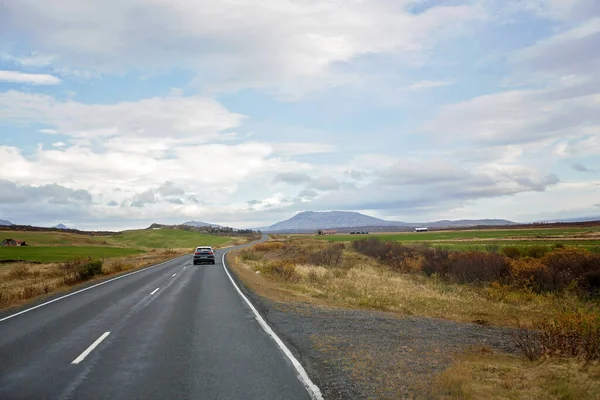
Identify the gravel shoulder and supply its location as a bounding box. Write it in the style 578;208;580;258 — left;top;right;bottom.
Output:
228;259;517;399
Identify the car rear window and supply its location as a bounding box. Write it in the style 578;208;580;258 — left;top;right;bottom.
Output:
197;247;212;251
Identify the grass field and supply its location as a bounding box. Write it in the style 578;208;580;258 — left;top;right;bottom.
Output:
0;231;114;247
104;229;233;249
1;229;234;249
0;246;143;263
317;227;600;252
0;229;239;263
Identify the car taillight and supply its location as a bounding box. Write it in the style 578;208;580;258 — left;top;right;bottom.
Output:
208;252;214;255
194;252;200;255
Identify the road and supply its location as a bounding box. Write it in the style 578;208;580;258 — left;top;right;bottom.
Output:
0;241;321;400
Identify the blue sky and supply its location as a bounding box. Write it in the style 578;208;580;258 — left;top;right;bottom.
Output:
0;0;599;230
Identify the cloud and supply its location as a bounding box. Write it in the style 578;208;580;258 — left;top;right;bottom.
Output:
0;180;91;205
157;181;185;197
0;1;484;96
572;163;591;172
51;141;66;148
406;80;454;90
0;91;244;145
0;70;62;85
273;172;312;185
298;189;318;199
308;176;340;191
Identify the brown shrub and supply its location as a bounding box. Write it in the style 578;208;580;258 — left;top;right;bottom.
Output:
353;238;421;272
541;248;594;292
260;260;299;282
309;243;345;268
61;257;104;284
525;245;550;259
240;249;262;261
513;308;600;362
446;252;511;284
501;246;522;260
254;242;285;252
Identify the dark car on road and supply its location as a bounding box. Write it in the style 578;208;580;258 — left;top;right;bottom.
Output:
193;246;215;265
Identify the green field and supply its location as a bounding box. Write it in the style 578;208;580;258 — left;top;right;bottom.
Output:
0;246;143;263
317;227;600;252
104;229;233;249
0;229;237;262
0;229;233;249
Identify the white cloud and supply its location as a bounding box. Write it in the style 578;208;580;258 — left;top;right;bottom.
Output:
51;141;66;148
0;91;244;145
406;80;454;90
0;70;61;85
0;1;484;96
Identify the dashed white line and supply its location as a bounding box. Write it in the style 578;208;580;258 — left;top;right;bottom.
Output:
172;273;177;277
0;255;190;323
71;332;110;365
150;288;160;295
221;253;324;400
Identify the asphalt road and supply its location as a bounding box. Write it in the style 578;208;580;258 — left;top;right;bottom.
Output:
0;241;319;400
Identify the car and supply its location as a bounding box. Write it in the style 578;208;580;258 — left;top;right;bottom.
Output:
193;246;216;265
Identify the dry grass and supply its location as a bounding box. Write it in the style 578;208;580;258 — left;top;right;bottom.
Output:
0;248;189;311
228;243;582;327
436;348;600;400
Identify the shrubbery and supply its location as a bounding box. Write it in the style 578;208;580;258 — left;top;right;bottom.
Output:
309;243;345;268
354;239;600;296
61;257;104;284
513;308;600;362
260;260;299;282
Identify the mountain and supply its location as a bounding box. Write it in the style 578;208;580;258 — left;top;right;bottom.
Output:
183;221;223;228
266;211;404;232
53;223;68;230
264;211;516;232
0;219;14;226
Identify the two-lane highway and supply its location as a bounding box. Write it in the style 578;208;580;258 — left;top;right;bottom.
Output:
0;243;322;400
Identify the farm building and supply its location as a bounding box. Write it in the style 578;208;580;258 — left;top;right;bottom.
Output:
414;227;428;232
317;229;337;235
1;239;27;247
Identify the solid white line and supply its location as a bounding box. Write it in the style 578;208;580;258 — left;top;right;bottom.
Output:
221;253;323;400
172;273;177;277
71;331;111;365
150;288;160;295
0;255;190;323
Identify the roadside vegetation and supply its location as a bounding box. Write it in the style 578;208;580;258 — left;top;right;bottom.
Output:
229;234;600;399
0;249;183;310
0;228;256;311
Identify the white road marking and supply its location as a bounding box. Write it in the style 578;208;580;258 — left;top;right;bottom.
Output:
150;288;160;295
221;253;324;400
0;255;190;323
71;332;111;365
172;273;177;277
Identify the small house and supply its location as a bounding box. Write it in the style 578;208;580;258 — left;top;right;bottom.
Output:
1;239;27;247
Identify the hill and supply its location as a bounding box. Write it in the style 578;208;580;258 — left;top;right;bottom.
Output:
0;219;14;226
54;223;69;230
264;211;515;232
266;211;398;232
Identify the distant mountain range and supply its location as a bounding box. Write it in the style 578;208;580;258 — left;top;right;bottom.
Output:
54;223;68;230
0;219;14;226
262;211;517;233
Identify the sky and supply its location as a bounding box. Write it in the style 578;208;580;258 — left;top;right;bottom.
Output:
0;0;599;230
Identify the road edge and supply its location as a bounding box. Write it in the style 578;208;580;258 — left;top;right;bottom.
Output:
221;252;324;400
